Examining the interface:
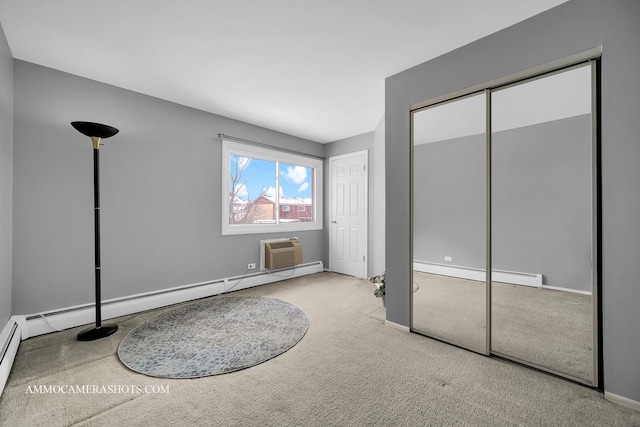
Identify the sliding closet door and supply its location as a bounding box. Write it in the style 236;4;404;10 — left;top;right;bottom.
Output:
412;93;487;353
490;64;596;384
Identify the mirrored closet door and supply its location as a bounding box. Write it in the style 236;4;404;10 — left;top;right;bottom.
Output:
490;63;596;384
411;58;599;386
412;93;487;354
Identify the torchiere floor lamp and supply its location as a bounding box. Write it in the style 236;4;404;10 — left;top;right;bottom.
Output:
71;121;120;341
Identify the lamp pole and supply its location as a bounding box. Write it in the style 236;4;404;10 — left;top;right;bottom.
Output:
71;121;120;341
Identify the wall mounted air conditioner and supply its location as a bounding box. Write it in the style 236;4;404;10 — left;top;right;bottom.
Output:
264;239;303;270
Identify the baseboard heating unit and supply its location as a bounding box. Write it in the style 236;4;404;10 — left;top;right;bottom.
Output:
413;260;543;287
0;320;21;398
14;260;324;340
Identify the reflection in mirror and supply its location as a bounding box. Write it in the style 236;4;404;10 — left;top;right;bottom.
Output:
490;64;594;383
412;93;486;353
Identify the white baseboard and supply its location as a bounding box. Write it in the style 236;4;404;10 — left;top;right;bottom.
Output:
20;261;324;339
542;284;592;296
0;320;21;398
605;391;640;413
385;320;410;333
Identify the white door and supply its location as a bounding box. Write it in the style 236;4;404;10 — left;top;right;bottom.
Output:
329;150;368;278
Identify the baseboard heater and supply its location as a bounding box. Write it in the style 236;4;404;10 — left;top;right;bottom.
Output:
14;260;324;340
0;320;21;398
413;260;543;287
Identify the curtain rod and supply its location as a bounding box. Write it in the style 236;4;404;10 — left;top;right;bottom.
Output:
218;133;326;160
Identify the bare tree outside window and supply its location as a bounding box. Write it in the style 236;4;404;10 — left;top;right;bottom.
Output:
229;155;276;224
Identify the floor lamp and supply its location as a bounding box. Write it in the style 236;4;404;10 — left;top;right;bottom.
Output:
71;121;120;341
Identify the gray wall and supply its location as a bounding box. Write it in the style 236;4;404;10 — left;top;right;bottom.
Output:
494;115;592;291
414;115;592;292
414;133;486;271
12;60;325;315
0;22;12;326
386;0;640;401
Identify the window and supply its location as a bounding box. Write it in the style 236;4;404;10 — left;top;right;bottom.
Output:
221;139;323;235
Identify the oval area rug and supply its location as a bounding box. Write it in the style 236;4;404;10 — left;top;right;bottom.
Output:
117;296;309;378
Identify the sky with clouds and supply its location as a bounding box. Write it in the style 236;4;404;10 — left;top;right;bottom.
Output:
231;155;312;201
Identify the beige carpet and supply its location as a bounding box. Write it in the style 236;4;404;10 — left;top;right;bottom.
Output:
412;272;487;352
1;272;638;426
412;271;593;382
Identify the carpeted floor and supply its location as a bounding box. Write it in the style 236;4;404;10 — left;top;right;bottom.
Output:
1;272;638;426
412;271;593;382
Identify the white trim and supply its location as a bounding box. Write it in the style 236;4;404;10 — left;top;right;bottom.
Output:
327;150;369;162
543;285;592;296
0;320;21;398
385;320;410;333
221;139;323;235
20;261;324;339
605;391;640;413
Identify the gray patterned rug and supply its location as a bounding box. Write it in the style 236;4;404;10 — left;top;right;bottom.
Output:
117;296;309;378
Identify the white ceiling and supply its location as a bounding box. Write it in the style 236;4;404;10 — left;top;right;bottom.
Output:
0;0;569;143
414;64;592;145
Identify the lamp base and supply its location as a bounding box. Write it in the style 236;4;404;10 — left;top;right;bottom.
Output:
77;324;118;341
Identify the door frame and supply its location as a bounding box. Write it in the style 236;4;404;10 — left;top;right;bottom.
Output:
328;150;368;278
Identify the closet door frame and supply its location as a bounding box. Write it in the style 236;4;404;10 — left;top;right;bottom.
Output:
409;46;602;389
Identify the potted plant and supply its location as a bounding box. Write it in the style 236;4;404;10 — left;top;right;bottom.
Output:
370;272;386;307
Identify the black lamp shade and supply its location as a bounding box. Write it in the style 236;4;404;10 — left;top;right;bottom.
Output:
71;121;119;139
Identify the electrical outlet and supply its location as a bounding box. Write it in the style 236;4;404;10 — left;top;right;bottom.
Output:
444;256;452;262
248;263;256;270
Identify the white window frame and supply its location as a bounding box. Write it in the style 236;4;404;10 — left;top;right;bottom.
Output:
221;139;323;235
